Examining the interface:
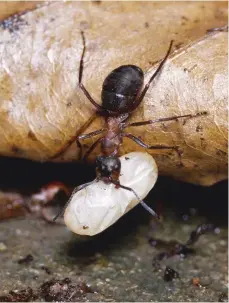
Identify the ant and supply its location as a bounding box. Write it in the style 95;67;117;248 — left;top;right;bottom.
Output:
55;31;207;162
52;31;207;222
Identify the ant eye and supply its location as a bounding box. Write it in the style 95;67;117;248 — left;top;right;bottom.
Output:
64;152;158;236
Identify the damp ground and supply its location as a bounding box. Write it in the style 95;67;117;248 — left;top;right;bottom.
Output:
0;159;228;302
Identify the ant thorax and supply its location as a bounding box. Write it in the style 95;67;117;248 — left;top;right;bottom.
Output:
106;114;129;132
101;114;129;155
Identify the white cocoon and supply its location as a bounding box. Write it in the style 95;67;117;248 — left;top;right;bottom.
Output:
64;152;158;236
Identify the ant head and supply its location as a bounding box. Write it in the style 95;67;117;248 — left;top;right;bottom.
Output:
96;155;121;181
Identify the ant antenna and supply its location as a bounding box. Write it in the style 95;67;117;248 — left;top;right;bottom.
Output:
147;39;174;85
78;30;105;112
53;179;99;222
111;180;160;220
79;31;86;84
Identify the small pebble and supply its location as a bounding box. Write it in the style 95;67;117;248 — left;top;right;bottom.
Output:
199;277;212;286
218;292;228;302
40;265;52;275
164;266;180;282
17;254;34;264
219;240;226;246
0;242;7;251
211;282;227;292
214;227;221;234
192;277;200;286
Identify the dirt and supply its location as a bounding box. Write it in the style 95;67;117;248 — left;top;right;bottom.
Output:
0;171;227;302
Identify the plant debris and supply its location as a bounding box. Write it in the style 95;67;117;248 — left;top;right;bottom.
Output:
17;254;34;265
163;266;180;282
192;277;200;287
40;265;52;275
0;288;37;302
151;241;195;262
186;223;215;245
0;278;94;302
39;278;94;302
218;292;228;302
151;222;217;263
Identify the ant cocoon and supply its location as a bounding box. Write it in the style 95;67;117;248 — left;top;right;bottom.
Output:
64;152;158;236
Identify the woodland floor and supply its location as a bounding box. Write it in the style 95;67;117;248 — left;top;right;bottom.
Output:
0;159;228;302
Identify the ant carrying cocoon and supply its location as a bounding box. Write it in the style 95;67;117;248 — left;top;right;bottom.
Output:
63;152;158;236
52;31;207;233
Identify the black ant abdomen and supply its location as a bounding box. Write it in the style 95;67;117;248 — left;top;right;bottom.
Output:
101;65;144;114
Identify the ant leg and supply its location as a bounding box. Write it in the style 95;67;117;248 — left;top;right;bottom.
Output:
111;180;160;220
83;137;104;162
50;112;98;160
53;179;99;222
123;112;208;128
79;31;104;112
51;29;106;160
79;83;104;111
132;40;173;111
76;128;106;160
122;133;181;159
